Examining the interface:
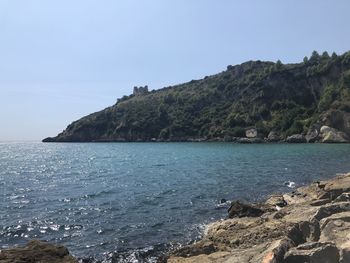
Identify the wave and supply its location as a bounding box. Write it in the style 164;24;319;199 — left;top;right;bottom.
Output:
284;181;296;188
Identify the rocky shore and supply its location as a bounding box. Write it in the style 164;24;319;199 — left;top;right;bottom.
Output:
172;125;350;144
43;124;350;144
0;240;78;263
2;173;350;263
168;173;350;263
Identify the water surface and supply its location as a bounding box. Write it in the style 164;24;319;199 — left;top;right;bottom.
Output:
1;142;350;262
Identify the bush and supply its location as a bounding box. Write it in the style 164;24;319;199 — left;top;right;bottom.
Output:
230;127;246;137
158;128;170;139
310;50;320;63
342;71;350;88
342;52;350;65
286;120;304;136
318;85;339;112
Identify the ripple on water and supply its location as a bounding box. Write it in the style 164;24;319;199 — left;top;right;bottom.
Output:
2;143;350;262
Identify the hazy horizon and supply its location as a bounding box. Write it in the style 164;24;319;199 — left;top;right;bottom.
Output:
1;0;350;141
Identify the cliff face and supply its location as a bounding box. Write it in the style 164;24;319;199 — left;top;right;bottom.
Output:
43;51;350;142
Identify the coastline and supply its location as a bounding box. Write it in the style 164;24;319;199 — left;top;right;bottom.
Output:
2;173;350;262
168;172;350;263
42;124;350;144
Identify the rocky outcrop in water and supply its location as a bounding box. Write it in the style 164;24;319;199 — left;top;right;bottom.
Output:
0;240;78;263
285;134;307;143
168;173;350;263
320;126;349;143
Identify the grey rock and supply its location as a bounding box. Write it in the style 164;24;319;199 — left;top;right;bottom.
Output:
245;128;258;138
267;131;281;142
284;242;340;263
306;126;321;143
286;134;307;143
237;137;252;143
320;125;349;143
228;201;264;218
0;240;78;263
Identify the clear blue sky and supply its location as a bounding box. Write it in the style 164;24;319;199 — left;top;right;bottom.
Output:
1;0;350;141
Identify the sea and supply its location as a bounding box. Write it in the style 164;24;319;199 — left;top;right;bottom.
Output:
1;142;350;262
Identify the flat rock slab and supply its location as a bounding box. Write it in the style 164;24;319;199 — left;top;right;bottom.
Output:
284;242;340;263
0;240;78;263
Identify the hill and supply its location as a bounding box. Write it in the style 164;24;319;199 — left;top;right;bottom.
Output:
43;51;350;142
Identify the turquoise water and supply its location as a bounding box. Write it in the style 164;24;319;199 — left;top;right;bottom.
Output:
1;142;350;262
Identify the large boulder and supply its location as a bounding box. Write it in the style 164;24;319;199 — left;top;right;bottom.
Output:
237;137;252;143
0;240;78;263
306;125;321;143
172;241;216;258
265;195;287;209
245;128;258;138
267;131;281;142
286;134;307;143
227;201;264;218
320;126;349;143
284;242;340;263
319;211;350;262
323;110;350;136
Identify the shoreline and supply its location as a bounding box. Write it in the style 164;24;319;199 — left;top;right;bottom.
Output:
42;125;350;144
2;173;350;263
168;173;350;263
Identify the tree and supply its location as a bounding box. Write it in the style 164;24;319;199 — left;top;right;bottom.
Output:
331;52;337;59
342;52;350;65
275;60;283;70
322;51;330;59
310;50;320;63
303;56;309;63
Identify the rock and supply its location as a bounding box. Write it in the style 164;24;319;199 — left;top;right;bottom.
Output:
250;138;264;143
286;134;307;143
320;125;332;134
237;137;252;143
265;195;287;209
306;126;320;143
169;173;350;263
324;173;350;199
261;238;295;263
334;193;350;203
298;219;320;242
267;131;281;142
284;242;340;263
245;128;258;138
220;198;227;204
320;125;349;143
223;136;233;142
310;199;331;206
167;251;232;263
172;241;216;258
319;211;350;262
227;201;265;218
323;110;350;136
0;240;78;263
313;202;350;221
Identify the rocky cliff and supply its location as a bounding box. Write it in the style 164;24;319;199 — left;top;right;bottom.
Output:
43;51;350;142
168;173;350;263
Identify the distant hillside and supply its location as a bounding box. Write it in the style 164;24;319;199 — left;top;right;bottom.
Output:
43;51;350;142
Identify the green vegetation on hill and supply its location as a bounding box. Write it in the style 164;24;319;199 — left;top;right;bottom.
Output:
43;51;350;142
